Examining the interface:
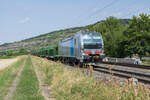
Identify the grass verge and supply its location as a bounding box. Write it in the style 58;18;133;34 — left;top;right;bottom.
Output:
32;56;150;100
12;56;44;100
0;56;25;100
0;55;19;59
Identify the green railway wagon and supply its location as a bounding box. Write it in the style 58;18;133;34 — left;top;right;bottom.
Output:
44;48;50;58
40;48;45;57
42;48;46;57
33;45;58;60
47;45;58;59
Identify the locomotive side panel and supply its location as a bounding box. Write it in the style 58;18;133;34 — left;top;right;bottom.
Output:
58;37;75;58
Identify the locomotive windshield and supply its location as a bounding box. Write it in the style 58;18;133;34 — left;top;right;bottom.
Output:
82;32;103;49
83;38;102;43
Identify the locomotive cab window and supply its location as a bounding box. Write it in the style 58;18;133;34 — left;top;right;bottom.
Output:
83;33;102;49
83;39;102;43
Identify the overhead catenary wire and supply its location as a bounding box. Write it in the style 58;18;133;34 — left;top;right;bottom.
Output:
74;0;102;21
69;0;149;28
101;0;150;20
67;0;102;28
94;0;150;20
74;0;119;26
86;0;119;19
120;5;150;18
112;0;137;15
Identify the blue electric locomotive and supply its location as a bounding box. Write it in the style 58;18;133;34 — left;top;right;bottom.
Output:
58;31;105;65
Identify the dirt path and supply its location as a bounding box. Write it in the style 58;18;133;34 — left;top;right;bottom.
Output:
31;58;55;100
0;58;18;71
3;59;26;100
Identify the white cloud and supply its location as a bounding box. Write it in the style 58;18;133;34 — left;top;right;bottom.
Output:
18;17;30;24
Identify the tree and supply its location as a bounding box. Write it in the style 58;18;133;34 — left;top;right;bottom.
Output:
6;51;13;56
19;48;28;55
123;14;150;59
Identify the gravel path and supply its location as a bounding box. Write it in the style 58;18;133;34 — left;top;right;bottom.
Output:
31;58;55;100
3;59;26;100
0;58;18;71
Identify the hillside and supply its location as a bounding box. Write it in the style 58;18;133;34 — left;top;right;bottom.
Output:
0;27;85;52
0;19;129;53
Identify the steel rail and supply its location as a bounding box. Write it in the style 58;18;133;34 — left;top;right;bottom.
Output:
93;65;150;84
102;62;150;70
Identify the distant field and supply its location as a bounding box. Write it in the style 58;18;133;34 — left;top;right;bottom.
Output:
0;57;18;71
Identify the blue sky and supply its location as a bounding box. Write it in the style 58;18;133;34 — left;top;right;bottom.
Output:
0;0;150;44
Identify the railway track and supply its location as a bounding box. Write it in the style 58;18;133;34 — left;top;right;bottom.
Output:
102;62;150;70
48;57;150;84
48;59;150;96
93;64;150;84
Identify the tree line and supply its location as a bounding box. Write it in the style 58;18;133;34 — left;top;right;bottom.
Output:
0;48;28;58
87;14;150;59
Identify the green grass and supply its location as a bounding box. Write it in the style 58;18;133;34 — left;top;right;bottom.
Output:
0;55;18;59
0;57;25;100
12;56;44;100
32;56;150;100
